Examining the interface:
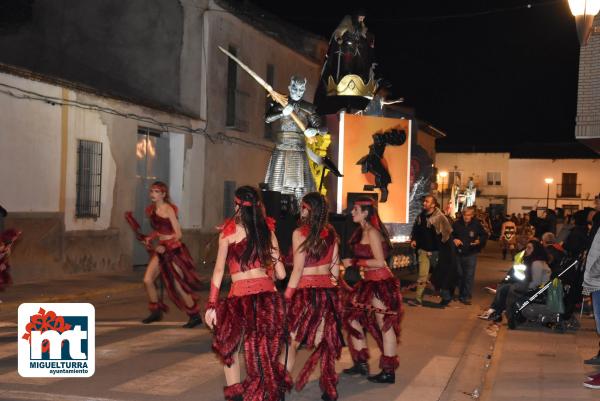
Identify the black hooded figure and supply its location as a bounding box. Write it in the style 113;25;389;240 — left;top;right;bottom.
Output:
315;9;376;113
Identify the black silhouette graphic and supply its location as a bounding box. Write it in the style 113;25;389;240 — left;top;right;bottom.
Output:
356;128;407;202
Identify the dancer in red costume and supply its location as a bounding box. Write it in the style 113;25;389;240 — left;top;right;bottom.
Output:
342;197;403;383
279;192;343;401
0;229;21;290
205;185;286;401
141;181;202;328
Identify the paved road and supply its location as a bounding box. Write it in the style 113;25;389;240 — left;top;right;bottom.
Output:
0;244;511;401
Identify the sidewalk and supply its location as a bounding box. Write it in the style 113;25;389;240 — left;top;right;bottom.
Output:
482;314;600;400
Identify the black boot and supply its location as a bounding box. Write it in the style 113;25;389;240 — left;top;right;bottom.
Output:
182;314;202;328
321;393;336;401
367;370;395;384
342;362;369;376
142;309;162;324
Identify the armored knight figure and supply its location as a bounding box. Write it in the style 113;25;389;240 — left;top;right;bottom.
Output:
264;76;326;201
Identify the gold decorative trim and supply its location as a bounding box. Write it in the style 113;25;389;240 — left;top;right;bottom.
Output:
326;74;376;97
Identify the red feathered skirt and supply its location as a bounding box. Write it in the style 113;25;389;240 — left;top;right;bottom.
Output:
212;287;284;401
287;276;343;400
343;269;403;372
0;257;12;291
156;240;202;315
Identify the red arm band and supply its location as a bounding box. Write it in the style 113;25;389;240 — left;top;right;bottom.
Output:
356;259;369;268
206;281;220;310
284;286;296;300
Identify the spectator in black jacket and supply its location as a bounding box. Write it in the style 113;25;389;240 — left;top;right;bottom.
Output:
564;210;590;259
409;195;452;306
452;207;488;305
563;210;590;319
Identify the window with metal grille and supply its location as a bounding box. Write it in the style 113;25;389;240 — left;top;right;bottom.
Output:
223;180;237;219
76;140;102;218
264;63;275;140
226;45;238;128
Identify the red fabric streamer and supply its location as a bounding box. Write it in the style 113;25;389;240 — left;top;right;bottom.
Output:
380;354;400;373
287;287;343;400
223;383;244;401
343;277;403;367
211;291;284;401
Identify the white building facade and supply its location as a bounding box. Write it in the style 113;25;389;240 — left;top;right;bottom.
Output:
0;0;325;282
435;152;599;215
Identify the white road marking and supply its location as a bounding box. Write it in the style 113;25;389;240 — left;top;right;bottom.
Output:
112;352;221;396
95;320;190;327
394;356;460;401
0;326;124;360
0;390;127;401
0;328;206;385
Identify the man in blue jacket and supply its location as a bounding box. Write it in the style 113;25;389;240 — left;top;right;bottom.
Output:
452;207;488;305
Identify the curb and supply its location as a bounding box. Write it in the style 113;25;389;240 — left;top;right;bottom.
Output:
479;323;507;401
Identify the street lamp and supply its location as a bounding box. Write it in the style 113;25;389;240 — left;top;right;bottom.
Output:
569;0;600;45
544;177;554;210
440;171;448;211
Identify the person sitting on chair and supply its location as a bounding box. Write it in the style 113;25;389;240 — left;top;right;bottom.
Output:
478;239;551;322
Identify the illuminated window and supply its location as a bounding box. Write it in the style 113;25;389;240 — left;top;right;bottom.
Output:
76;140;102;218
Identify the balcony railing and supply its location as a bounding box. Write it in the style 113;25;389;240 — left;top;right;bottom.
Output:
556;183;581;198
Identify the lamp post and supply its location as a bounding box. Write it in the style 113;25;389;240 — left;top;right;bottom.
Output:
544;178;554;211
440;171;448;211
569;0;600;45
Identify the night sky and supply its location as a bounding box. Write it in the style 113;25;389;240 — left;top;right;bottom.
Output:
252;0;580;150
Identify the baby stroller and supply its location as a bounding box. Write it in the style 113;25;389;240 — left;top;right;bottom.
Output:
507;257;579;333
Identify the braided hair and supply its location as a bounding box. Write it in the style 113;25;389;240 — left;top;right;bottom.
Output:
299;192;334;257
234;186;273;270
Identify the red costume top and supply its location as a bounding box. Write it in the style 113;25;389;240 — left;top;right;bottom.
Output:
302;225;337;268
218;216;277;297
292;225;338;290
226;238;264;274
351;240;393;281
146;204;182;250
352;241;390;260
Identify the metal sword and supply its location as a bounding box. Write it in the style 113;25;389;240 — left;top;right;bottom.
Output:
218;46;307;132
